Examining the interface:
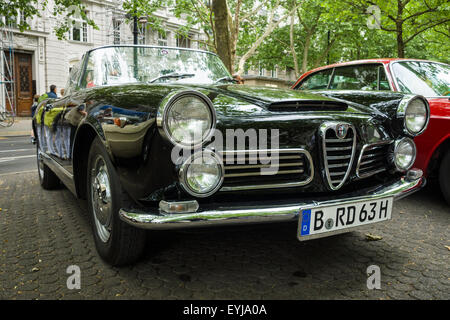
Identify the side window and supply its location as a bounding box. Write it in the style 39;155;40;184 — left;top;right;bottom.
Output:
297;69;333;90
378;66;390;90
329;65;380;90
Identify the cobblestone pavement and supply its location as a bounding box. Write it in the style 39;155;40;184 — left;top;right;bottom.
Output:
0;171;449;300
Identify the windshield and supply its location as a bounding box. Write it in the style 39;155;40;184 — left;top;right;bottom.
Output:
80;46;231;88
392;61;450;97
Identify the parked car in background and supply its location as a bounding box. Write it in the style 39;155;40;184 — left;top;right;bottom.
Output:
33;46;427;265
292;59;450;205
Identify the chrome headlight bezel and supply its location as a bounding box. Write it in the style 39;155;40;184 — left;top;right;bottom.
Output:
178;150;225;198
397;95;430;136
157;90;216;149
393;137;417;172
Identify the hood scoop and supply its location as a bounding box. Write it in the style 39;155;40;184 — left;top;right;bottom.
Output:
268;100;348;112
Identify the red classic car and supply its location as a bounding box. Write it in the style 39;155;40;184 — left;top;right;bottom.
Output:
292;59;450;204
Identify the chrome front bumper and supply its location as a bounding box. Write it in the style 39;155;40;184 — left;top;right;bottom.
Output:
119;173;424;230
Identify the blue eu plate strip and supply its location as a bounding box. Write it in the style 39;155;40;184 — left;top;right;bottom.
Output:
300;209;311;236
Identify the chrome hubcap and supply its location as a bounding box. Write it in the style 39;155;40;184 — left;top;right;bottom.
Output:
91;157;112;243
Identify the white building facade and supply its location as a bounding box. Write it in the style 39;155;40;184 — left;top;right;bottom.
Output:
1;0;204;116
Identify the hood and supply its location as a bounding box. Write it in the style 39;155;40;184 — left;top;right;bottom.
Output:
189;84;382;116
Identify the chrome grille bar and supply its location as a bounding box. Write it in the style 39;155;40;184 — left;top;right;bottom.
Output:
356;141;392;179
320;122;357;190
219;148;314;191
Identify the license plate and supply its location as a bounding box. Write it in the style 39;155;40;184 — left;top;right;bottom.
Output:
298;197;393;240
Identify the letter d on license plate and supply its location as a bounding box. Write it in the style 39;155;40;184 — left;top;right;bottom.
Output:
298;197;393;241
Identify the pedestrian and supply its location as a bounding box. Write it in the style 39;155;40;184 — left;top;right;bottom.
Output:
60;88;65;97
232;74;245;84
47;85;58;99
38;85;58;103
30;94;40;144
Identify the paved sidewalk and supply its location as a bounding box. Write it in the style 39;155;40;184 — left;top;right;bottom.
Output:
0;171;449;300
0;117;32;137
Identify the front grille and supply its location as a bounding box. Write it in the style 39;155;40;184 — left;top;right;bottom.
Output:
322;124;356;190
356;142;392;178
219;149;313;191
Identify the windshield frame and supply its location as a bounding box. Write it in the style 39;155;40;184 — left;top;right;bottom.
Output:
390;59;450;98
75;45;229;90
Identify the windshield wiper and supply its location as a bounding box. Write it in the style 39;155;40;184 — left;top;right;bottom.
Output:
215;76;238;84
149;73;195;83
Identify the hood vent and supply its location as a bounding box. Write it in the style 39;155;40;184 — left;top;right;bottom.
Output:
268;100;348;112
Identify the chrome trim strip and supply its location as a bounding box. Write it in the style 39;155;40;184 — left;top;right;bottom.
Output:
320;122;357;190
356;140;392;179
225;161;304;170
119;174;424;230
218;148;314;192
225;169;304;178
40;151;77;195
325;138;353;143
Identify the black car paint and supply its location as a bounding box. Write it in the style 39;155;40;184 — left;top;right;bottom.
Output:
33;82;407;210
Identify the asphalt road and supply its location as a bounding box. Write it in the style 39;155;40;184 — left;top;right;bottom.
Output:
0;136;36;176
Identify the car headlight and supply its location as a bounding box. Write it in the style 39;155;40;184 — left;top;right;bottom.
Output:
159;91;216;148
398;96;429;136
394;138;416;171
179;151;224;197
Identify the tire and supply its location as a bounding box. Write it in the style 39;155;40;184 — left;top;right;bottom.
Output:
37;143;60;189
87;136;146;266
438;148;450;206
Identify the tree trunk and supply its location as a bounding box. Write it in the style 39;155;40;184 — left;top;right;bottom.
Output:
396;22;405;58
213;0;233;73
289;12;299;78
301;33;311;74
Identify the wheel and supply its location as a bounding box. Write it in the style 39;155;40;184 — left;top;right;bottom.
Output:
37;144;60;189
438;148;450;205
87;136;146;266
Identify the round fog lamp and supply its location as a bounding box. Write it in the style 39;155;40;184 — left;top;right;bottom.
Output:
180;151;224;197
394;138;416;171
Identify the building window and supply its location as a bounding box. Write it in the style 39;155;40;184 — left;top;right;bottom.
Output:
158;31;167;46
138;25;146;44
271;67;278;78
70;12;88;42
113;19;121;44
176;34;190;48
259;62;265;77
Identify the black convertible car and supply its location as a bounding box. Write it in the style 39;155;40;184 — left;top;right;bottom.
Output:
33;45;427;265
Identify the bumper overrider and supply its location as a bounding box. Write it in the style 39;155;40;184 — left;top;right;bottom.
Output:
119;169;424;233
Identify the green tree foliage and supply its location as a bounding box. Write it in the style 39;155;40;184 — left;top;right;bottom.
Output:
0;0;97;39
251;0;449;76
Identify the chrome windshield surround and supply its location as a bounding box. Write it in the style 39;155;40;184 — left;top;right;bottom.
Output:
218;148;314;191
320;122;357;191
156;90;217;149
396;95;430;137
356;140;393;179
